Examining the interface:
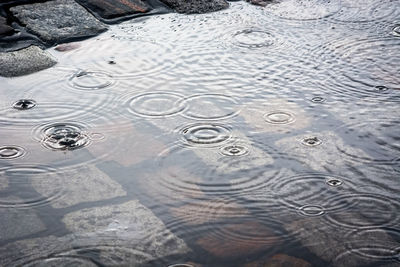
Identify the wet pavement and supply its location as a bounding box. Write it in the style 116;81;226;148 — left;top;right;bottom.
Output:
0;0;400;266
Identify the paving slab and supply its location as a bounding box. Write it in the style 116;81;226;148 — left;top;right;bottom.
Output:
10;0;107;44
76;0;152;19
0;15;14;36
0;45;57;77
160;0;229;14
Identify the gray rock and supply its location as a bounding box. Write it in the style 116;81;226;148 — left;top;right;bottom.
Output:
0;46;57;77
10;0;107;44
0;16;14;36
159;0;229;14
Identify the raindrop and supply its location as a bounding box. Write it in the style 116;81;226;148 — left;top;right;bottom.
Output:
12;99;36;110
69;70;114;90
392;25;400;37
0;146;26;159
301;136;322;147
298;204;325;216
326;178;343;187
220;144;249;156
375;85;389;92
181;123;231;147
40;123;91;151
233;29;274;48
311;96;325;103
263;111;294;124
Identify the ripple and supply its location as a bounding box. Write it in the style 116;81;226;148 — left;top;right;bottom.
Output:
12;99;36;110
232;29;275;48
183;94;240;120
301;136;322;147
68;70;115;90
33;122;91;151
325;194;400;228
0;165;64;208
270;173;357;211
343;228;400;262
23;256;98;267
125;92;186;118
326;177;343;187
180;123;232;147
263;111;295;124
267;0;342;20
392;25;400;37
310;96;326;103
220;144;249;157
298;204;325;217
0;145;26;160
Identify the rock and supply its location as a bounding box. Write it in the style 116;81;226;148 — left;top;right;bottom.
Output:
159;0;229;14
0;205;46;241
245;0;271;7
196;221;281;259
0;46;57;77
0;16;14;36
10;0;107;44
55;42;81;52
31;165;126;208
245;254;311;267
76;0;152;19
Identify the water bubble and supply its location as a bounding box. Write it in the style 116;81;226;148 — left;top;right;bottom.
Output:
301;136;322;147
263;111;294;124
311;96;325;103
12;99;36;110
181;123;232;147
126;92;186;118
40;123;91;151
233;29;274;48
0;146;26;159
69;70;115;90
220;144;249;157
298;205;325;216
326;178;343;187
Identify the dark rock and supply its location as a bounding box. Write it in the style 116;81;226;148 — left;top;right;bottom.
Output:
159;0;229;14
76;0;152;19
10;0;107;44
0;16;14;36
0;46;57;77
245;254;311;267
245;0;272;7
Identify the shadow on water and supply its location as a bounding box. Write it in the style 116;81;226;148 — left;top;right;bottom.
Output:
0;0;400;266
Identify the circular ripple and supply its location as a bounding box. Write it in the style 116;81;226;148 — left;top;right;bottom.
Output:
264;111;295;124
325;194;400;228
343;228;400;262
180;123;232;147
0;165;63;208
23;256;98;267
183;94;240;120
68;70;115;90
298;204;325;217
34;122;91;151
267;0;342;20
233;29;275;48
311;96;326;103
270;173;357;211
220;144;249;157
326;177;343;187
301;136;322;147
12;99;36;110
393;25;400;37
0;145;26;159
125;92;186;118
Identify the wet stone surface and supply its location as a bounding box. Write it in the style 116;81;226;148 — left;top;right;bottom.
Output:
0;16;13;36
0;46;57;77
10;0;107;44
159;0;229;14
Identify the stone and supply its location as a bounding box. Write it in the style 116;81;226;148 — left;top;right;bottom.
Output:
245;254;311;267
10;0;107;44
245;0;271;7
0;46;57;77
31;165;126;208
197;221;281;259
159;0;229;14
0;205;46;241
55;42;81;52
0;16;14;36
76;0;152;19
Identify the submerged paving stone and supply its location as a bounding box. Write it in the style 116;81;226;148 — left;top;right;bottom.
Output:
0;46;57;77
0;205;46;241
244;254;311;267
160;0;229;13
31;165;126;208
196;221;281;259
10;0;107;44
77;0;152;19
0;16;14;36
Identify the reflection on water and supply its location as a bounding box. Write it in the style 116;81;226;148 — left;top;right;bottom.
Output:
1;1;399;266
